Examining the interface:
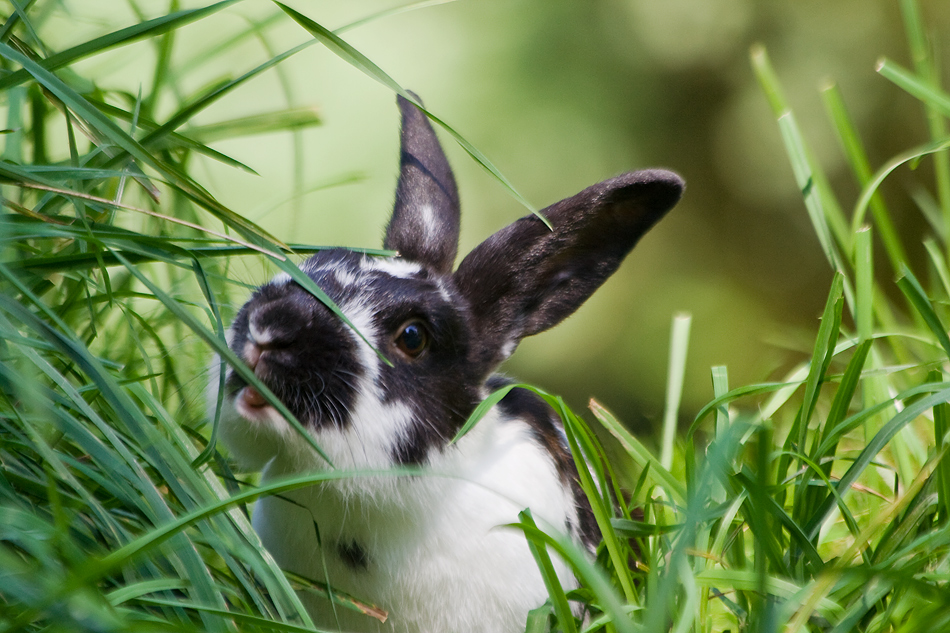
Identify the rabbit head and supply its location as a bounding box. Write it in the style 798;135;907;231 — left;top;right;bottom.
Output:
217;95;683;476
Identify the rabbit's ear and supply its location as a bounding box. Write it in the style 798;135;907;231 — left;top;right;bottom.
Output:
384;94;461;274
454;169;683;368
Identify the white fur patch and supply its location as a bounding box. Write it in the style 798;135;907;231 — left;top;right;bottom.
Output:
360;256;421;279
334;268;358;287
247;320;273;346
253;405;578;633
418;204;437;241
341;300;381;387
270;271;292;285
500;338;518;361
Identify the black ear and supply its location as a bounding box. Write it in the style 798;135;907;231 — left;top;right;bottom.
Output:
383;94;461;274
454;169;684;369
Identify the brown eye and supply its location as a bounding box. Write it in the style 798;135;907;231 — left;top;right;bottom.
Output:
395;320;429;358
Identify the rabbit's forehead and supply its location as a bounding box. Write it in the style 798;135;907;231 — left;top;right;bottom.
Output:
296;251;423;284
292;251;456;308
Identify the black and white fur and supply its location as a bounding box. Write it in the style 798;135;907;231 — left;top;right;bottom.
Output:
216;96;683;633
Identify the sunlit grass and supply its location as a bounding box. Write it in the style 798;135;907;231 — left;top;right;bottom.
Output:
3;1;950;633
544;1;950;631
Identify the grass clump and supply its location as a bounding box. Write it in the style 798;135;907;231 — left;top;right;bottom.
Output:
540;2;950;632
2;2;950;633
0;2;321;631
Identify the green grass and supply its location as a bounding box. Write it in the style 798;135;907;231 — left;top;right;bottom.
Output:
3;1;950;633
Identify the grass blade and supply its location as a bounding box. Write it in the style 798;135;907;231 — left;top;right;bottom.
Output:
822;83;906;274
0;1;245;92
519;509;578;633
661;313;690;471
896;264;950;360
273;2;543;223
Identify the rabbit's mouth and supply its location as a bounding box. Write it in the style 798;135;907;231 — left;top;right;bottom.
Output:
237;384;270;413
232;337;284;421
232;382;292;426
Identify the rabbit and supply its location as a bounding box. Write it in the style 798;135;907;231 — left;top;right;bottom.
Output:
214;94;683;633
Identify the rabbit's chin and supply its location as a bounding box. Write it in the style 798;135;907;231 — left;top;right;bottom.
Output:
218;390;292;472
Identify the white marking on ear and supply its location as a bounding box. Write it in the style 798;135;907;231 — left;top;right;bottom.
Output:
360;256;421;279
418;204;437;240
270;272;292;285
499;338;518;361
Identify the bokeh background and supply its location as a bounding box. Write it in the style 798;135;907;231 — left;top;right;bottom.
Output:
50;0;950;435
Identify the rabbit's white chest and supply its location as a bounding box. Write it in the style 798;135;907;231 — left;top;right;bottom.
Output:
252;409;578;633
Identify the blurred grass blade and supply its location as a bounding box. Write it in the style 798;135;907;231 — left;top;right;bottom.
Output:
661;313;690;471
0;1;244;92
273;1;543;223
822;83;906;273
876;57;950;125
776;111;848;273
711;365;730;438
853;135;950;230
519;509;578;633
89;98;261;173
0;41;286;249
854;226;873;342
137;40;316;149
896;264;950;360
186;107;321;142
591;399;686;506
751;44;852;266
337;0;462;34
924;238;950;298
899;0;950;239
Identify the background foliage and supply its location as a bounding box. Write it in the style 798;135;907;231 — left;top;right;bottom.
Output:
3;0;950;632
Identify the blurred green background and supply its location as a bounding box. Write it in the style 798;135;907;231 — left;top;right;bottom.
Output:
37;0;950;434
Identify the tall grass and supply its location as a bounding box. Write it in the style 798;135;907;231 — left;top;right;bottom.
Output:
538;1;950;631
0;2;345;631
3;2;950;633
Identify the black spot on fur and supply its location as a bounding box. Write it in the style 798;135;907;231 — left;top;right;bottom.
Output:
337;540;369;570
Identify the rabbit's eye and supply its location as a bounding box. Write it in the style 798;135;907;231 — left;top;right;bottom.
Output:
394;320;429;358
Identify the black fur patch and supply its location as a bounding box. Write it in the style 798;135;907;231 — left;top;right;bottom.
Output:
226;250;364;430
385;95;461;275
346;270;481;466
337;540;369;570
453;170;683;372
487;376;600;550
